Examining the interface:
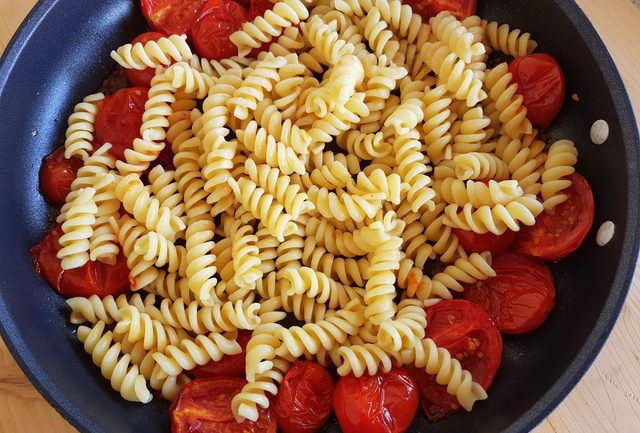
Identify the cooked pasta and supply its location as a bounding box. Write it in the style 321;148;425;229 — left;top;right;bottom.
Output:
541;139;578;212
64;92;104;160
110;34;192;70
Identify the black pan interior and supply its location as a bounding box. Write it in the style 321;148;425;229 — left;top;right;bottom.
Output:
0;0;638;432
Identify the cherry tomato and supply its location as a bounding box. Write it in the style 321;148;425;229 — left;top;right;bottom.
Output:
141;0;207;36
29;224;130;298
99;69;129;95
514;172;594;261
125;32;167;87
408;299;502;422
333;368;419;433
464;251;556;334
455;229;517;255
509;53;566;129
248;0;273;20
274;361;334;433
401;0;476;21
189;331;252;378
171;377;277;433
94;87;149;161
39;146;83;207
191;0;248;61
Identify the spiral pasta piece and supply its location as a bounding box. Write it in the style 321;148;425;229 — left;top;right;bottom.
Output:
184;219;219;306
231;223;263;290
494;135;546;195
302;15;355;65
541;139;578;212
143;271;195;304
237;121;306;175
431;251;495;293
306;185;382;223
88;173;121;265
485;62;532;139
66;293;156;325
111;34;192;70
336;343;402;377
378;299;427;351
114;306;190;351
422;84;453;163
164;62;216;99
134;231;186;275
363;7;401;61
435;178;524;207
430;11;485;64
451;106;491;154
64;92;104;160
58;187;97;270
393;128;437;212
484;20;537;58
454;152;510;181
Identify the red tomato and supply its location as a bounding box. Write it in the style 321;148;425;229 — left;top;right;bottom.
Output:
125;32;167;87
29;224;130;298
333;368;419;433
509;53;566;129
464;251;556;334
248;0;273;19
514;172;594;260
401;0;476;21
409;300;502;422
171;377;277;433
274;361;334;433
39;146;83;207
191;0;248;61
189;331;252;378
141;0;207;36
94;87;149;161
455;229;516;255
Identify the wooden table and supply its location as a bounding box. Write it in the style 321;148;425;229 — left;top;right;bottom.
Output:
2;0;640;432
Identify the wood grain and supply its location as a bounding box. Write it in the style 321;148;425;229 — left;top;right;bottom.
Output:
1;1;639;432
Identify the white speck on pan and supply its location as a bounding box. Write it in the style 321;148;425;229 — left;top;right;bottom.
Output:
590;119;609;145
596;221;615;246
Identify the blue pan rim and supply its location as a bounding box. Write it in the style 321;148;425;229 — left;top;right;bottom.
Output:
0;0;638;432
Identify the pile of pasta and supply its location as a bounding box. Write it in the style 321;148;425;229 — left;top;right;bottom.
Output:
58;0;579;424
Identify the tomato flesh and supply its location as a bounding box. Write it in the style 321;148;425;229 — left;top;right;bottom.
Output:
455;229;516;255
401;0;476;21
514;172;594;260
333;368;419;433
141;0;207;36
409;300;502;422
39;146;83;207
275;361;334;433
29;224;130;298
191;0;248;61
189;331;251;379
509;53;565;129
171;377;277;433
464;251;556;334
94;87;149;161
126;32;167;87
248;0;273;20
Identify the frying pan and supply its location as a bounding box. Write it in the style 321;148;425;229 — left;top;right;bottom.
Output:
0;0;638;432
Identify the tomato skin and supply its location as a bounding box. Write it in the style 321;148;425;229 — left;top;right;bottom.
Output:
170;377;277;433
409;299;502;422
141;0;207;36
333;368;419;433
464;251;556;334
39;146;83;207
191;0;248;61
275;361;334;433
509;53;565;129
189;331;251;378
29;224;130;298
455;229;516;255
401;0;476;21
248;0;273;19
514;172;594;261
94;87;149;161
125;32;167;87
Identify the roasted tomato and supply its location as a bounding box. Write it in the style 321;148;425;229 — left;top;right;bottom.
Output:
274;361;334;433
464;251;556;334
455;229;517;255
189;331;252;378
333;368;419;433
409;299;502;422
514;172;594;260
248;0;273;20
39;146;83;206
171;377;277;433
401;0;476;21
125;32;167;87
140;0;207;36
509;53;566;129
30;224;130;298
94;87;149;161
191;0;248;60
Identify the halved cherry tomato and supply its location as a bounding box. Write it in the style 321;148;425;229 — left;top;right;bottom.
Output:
248;0;273;20
333;368;419;433
189;331;252;378
464;251;556;334
171;377;277;433
408;299;502;422
94;87;149;161
125;32;167;87
509;53;566;129
275;361;334;433
39;146;83;207
455;229;517;255
514;172;594;261
191;0;248;61
29;224;130;298
141;0;207;36
401;0;476;21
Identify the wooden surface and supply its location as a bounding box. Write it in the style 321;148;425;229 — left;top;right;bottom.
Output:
1;0;640;432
